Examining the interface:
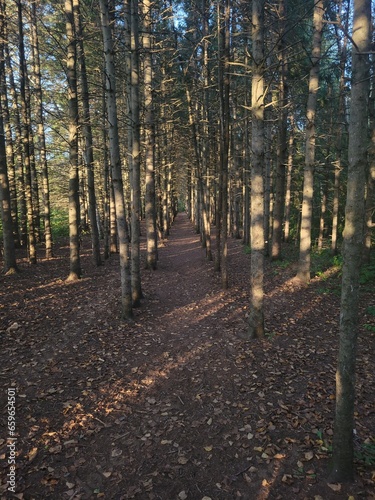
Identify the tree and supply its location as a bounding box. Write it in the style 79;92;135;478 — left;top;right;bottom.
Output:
76;0;102;267
129;0;142;306
142;0;158;271
330;0;371;481
248;0;265;339
65;0;81;281
296;0;325;283
271;0;288;261
0;3;17;274
17;0;37;264
99;0;133;320
30;0;53;259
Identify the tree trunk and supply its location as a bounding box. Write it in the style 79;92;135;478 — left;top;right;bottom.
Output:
65;0;81;281
0;8;17;273
296;0;324;282
76;0;101;266
100;0;133;319
248;0;265;339
271;0;288;260
363;54;374;263
284;117;294;243
17;0;36;265
330;0;371;481
130;0;142;305
218;0;230;289
142;0;157;270
30;0;53;258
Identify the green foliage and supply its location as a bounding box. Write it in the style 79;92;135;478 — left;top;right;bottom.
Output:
360;262;375;286
51;209;69;238
243;245;251;255
355;441;375;466
311;248;343;278
366;306;375;316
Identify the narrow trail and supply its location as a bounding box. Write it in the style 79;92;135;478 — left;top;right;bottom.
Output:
142;213;235;340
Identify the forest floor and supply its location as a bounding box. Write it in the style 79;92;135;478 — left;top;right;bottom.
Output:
0;212;374;500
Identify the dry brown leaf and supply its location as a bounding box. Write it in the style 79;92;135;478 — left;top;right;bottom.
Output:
327;483;341;492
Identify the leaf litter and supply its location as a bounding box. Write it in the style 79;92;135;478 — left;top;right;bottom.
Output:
0;214;374;499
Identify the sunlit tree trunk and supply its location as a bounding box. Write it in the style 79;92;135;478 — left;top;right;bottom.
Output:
100;0;133;319
330;0;371;481
142;0;157;270
66;0;81;281
30;0;53;258
248;0;265;339
17;0;36;264
4;20;25;247
296;0;324;282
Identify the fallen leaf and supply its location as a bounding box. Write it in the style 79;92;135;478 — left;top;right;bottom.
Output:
28;447;38;462
178;456;188;464
304;450;314;461
327;483;341;492
204;445;213;452
178;491;188;500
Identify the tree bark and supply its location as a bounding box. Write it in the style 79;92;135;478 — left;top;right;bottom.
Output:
271;0;288;260
248;0;265;339
100;0;133;319
65;0;81;281
17;0;37;265
0;7;17;274
76;0;102;267
296;0;324;282
30;0;53;259
142;0;157;270
330;0;371;481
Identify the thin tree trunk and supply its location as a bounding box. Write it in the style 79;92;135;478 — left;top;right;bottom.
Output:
218;0;230;289
17;0;36;264
0;0;19;248
284;117;294;243
30;0;53;258
100;0;133;319
130;0;142;306
296;0;324;282
142;0;157;270
271;0;288;260
248;0;265;339
76;0;101;266
330;0;371;481
0;7;17;273
66;0;81;281
363;55;374;263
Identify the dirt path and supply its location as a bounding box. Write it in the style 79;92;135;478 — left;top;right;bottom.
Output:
0;213;374;499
